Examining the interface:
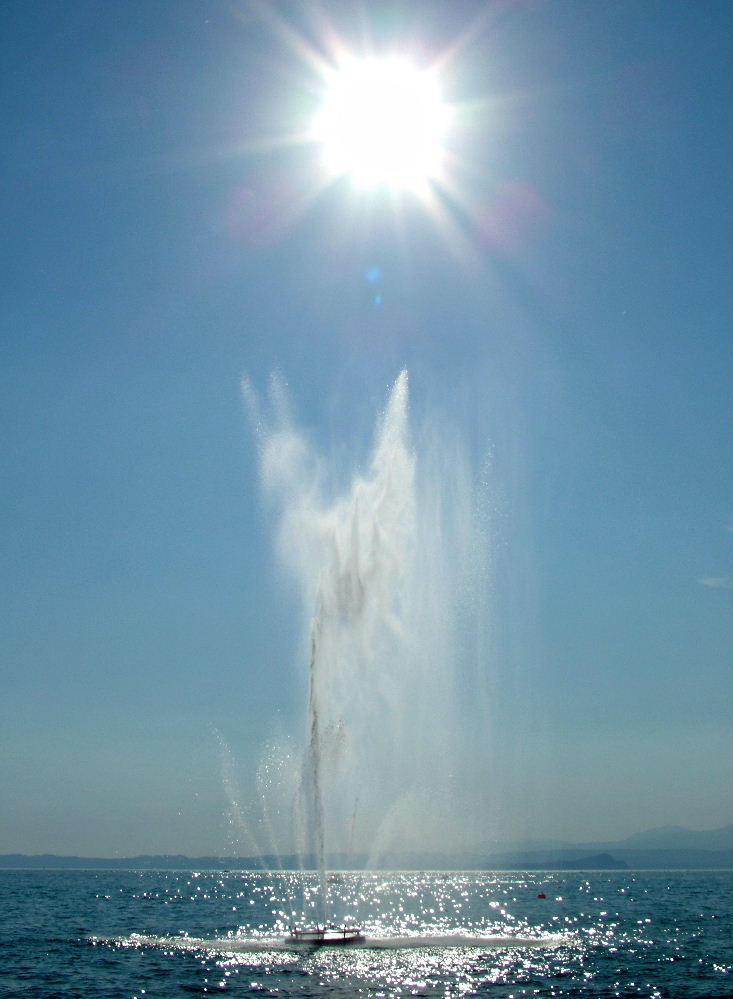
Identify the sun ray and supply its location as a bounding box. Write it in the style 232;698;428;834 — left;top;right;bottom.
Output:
225;4;509;258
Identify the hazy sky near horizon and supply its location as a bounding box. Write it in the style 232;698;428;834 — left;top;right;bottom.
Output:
2;1;731;857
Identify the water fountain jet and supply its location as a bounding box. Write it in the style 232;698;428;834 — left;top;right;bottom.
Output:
245;369;490;931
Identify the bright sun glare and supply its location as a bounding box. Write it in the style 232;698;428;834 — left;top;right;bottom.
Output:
315;57;448;191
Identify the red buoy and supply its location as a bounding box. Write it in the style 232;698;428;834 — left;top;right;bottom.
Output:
537;892;546;899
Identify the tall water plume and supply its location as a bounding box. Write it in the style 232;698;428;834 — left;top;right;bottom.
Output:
245;371;489;898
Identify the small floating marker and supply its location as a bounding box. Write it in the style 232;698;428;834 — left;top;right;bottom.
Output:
537;892;546;899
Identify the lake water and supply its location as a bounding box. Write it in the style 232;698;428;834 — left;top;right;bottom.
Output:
1;868;730;998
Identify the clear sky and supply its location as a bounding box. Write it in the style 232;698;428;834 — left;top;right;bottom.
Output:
1;0;731;857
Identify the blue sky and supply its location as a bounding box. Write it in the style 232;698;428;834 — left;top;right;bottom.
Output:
1;0;730;857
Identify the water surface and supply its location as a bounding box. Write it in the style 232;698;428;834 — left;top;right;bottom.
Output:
1;868;730;998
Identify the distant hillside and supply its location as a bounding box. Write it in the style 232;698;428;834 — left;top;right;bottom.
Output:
0;851;630;871
478;824;733;855
472;824;733;871
0;854;295;871
2;825;730;871
609;824;733;851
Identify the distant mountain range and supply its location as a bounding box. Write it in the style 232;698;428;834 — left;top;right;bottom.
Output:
2;825;731;871
460;823;733;872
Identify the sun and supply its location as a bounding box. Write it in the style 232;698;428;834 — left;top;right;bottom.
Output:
314;56;449;191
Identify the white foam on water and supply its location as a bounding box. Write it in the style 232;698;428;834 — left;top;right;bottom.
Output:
97;930;565;954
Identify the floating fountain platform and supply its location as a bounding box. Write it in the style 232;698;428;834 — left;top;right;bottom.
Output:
286;924;365;947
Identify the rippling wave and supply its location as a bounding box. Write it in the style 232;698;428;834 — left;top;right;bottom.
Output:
2;869;730;998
